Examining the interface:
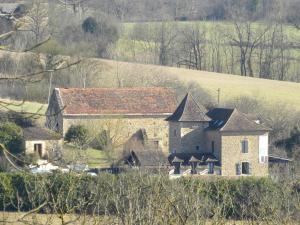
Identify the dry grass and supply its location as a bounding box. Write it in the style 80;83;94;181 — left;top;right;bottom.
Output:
0;212;116;225
0;212;297;225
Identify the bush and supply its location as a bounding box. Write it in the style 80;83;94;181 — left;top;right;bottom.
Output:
65;125;89;149
82;17;98;34
0;122;24;154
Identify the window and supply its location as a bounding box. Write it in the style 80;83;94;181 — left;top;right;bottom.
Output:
196;146;200;151
211;141;215;154
241;140;248;153
154;141;159;149
242;162;251;175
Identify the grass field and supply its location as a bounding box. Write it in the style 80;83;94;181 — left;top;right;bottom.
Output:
97;59;300;110
0;98;47;114
63;144;110;168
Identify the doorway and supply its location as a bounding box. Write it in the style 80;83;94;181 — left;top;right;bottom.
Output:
34;143;43;157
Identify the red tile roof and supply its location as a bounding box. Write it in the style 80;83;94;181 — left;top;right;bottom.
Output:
56;87;177;115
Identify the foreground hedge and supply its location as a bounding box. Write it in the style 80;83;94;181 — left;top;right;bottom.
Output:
0;172;299;223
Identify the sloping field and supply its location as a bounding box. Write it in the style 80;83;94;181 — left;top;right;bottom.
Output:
99;59;300;110
0;98;47;114
1;57;300;112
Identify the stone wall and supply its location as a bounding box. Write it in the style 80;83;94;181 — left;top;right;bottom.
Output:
46;91;64;134
168;122;181;153
168;121;209;153
221;132;269;177
62;115;170;154
205;130;221;160
180;122;209;153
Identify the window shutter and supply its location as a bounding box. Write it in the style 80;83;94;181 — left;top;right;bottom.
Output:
249;163;252;175
241;141;243;153
236;163;241;175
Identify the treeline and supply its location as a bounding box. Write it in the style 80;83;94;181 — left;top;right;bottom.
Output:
1;1;300;81
57;0;300;24
0;172;299;224
118;21;300;81
48;0;300;81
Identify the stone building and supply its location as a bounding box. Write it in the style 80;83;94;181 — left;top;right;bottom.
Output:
167;93;271;177
23;127;63;159
46;87;177;154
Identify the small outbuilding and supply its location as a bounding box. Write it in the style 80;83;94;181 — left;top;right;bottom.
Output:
23;127;63;159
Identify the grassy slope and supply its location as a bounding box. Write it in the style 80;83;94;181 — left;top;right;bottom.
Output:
2;58;299;111
0;99;47;114
100;59;300;110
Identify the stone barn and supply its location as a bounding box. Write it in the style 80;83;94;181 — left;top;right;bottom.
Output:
46;87;177;154
23;127;63;159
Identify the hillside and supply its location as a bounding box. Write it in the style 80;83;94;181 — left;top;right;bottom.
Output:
99;59;300;110
1;57;300;112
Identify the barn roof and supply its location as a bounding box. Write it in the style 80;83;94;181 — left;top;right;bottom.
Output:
54;87;177;116
166;93;210;122
206;108;271;132
23;127;62;141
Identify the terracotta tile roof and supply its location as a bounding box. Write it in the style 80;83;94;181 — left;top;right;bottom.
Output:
207;108;271;132
166;93;211;122
56;87;177;115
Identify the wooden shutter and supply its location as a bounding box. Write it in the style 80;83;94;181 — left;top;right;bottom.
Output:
236;163;241;175
245;141;248;153
249;163;252;175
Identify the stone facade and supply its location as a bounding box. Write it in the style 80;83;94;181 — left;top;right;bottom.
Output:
24;139;63;159
62;115;170;153
221;132;269;177
205;131;222;160
46;88;177;155
167;93;270;177
169;121;209;154
169;127;269;176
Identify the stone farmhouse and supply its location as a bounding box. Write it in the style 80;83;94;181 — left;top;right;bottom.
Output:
167;93;270;177
46;87;272;176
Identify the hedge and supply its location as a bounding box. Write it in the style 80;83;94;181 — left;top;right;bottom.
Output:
0;172;299;222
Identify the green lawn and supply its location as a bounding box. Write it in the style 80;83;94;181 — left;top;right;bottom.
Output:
62;144;110;168
0;99;47;115
85;148;110;168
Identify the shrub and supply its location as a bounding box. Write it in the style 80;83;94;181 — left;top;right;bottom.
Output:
82;17;98;34
0;122;24;154
65;125;89;149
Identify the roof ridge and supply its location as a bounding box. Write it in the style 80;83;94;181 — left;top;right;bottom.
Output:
188;93;207;115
